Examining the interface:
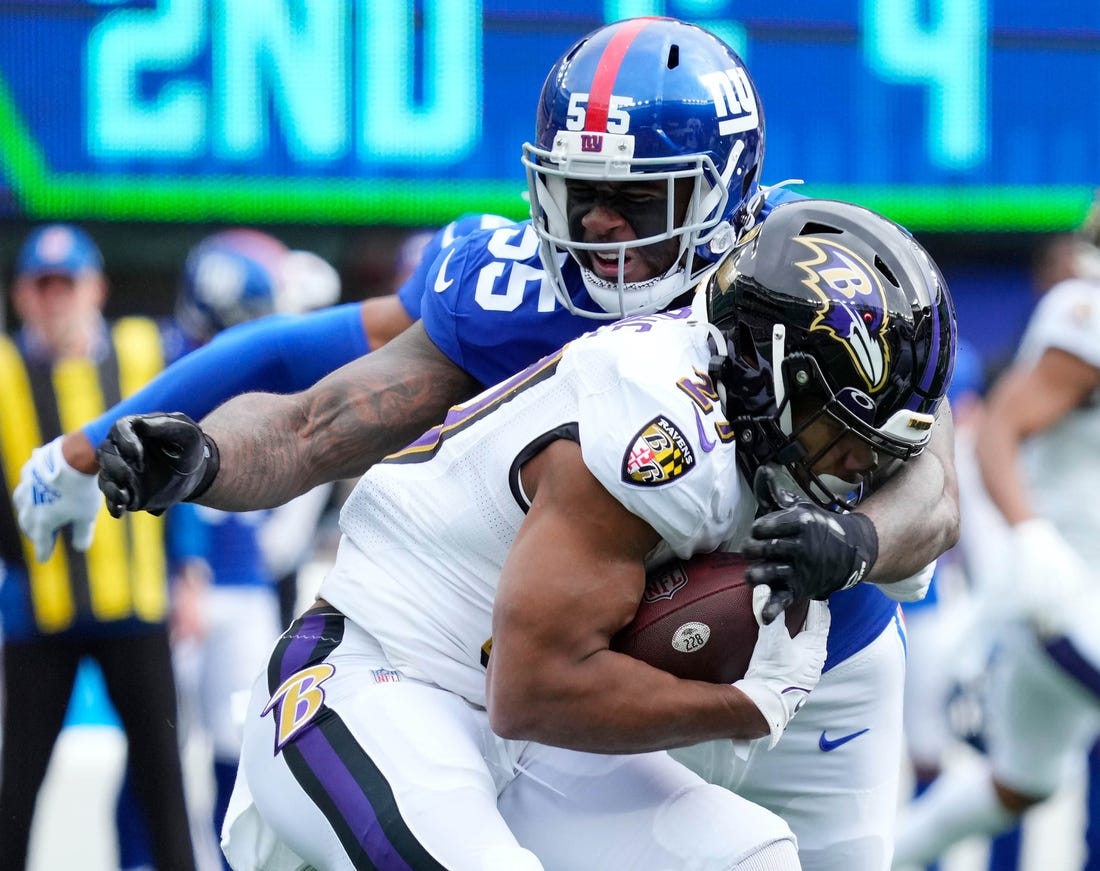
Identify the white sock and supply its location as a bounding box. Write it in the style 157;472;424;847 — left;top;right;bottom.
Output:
736;838;800;871
892;761;1017;867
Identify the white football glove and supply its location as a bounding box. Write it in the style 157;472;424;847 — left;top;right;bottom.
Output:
733;585;831;748
13;436;102;562
1012;518;1093;636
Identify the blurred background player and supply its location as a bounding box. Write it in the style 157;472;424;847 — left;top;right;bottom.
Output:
892;194;1100;869
896;338;1014;871
0;224;196;870
895;204;1100;871
113;228;340;871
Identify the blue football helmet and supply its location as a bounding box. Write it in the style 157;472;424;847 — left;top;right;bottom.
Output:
175;229;285;342
706;199;957;510
523;16;766;319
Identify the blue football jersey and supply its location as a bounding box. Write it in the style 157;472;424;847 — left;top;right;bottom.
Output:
420;221;601;388
168;503;272;590
421;186;809;386
396;213;516;322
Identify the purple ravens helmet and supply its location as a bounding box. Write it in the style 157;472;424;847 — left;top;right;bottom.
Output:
706;198;957;509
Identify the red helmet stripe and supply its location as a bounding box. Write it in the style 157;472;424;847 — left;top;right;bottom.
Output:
584;17;656;132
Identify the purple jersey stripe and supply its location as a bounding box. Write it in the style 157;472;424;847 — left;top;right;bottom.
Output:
292;723;420;871
271;607;445;869
1044;636;1100;700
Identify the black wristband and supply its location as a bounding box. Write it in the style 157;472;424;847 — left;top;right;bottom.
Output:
185;433;221;502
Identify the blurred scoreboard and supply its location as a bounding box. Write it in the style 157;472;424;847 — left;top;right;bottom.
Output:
0;0;1097;230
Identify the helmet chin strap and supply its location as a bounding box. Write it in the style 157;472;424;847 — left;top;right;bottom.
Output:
765;463;865;512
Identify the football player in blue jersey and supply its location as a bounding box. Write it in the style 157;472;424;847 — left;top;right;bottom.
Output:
17;17;959;871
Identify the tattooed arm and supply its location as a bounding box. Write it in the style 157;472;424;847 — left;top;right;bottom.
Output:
198;322;479;510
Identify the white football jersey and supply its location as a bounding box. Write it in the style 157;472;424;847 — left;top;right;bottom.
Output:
1015;277;1100;566
322;307;756;706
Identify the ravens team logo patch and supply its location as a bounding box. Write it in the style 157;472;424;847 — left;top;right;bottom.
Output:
263;663;335;754
793;235;890;393
622;416;695;486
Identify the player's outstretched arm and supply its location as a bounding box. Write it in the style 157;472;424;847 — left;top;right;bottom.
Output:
85;303;373;461
486;439;828;754
14;302;374;560
858;400;960;582
100;322;480;513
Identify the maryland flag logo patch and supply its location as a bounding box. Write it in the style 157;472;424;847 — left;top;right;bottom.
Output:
622;416;695;486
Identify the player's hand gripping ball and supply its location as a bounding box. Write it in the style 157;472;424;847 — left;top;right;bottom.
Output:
611;551;809;683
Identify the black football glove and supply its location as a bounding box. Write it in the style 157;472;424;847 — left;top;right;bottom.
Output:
97;412;220;518
744;465;879;624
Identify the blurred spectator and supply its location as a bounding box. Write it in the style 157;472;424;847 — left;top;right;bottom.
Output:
1031;233;1090;296
0;223;196;870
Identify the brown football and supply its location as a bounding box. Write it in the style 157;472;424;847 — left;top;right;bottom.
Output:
610;551;809;683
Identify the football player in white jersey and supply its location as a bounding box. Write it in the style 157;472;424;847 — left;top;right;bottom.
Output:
96;199;955;871
29;18;959;870
892;212;1100;868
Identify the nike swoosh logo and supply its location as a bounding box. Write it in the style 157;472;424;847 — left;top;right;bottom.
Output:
433;247;456;293
694;408;716;453
818;728;869;752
